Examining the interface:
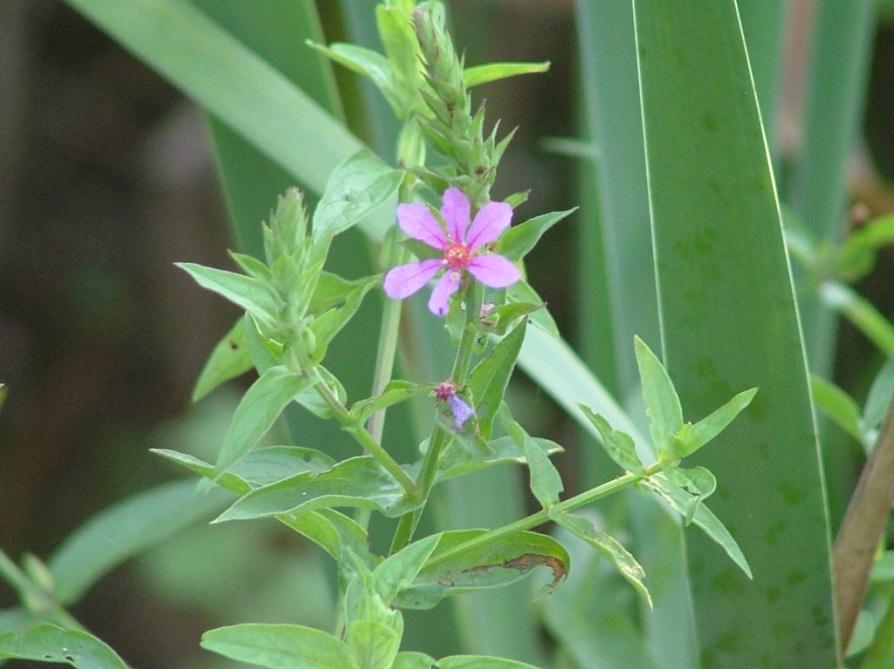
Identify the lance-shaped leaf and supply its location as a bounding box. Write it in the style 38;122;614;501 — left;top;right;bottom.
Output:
176;263;279;326
346;619;400;669
433;436;562;483
579;406;645;474
294;366;346;420
865;360;894;436
393;529;569;610
152;448;370;565
551;511;651;609
201;624;354;669
633;1;835;663
214;365;316;475
641;473;750;580
672;387;758;460
463;61;550;88
214;456;420;522
821;281;894;357
349;380;429;425
308;276;379;363
310;272;378;315
312;149;403;239
501;417;562;509
192;318;252;401
373;535;441;604
494;208;577;262
47;480;228;605
0;625;128;669
634;336;682;456
834;215;894;282
506;282;558;339
811;375;864;445
308;42;396;107
468;319;527;439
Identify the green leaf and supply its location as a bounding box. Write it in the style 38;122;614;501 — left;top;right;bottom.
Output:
434;436;562;483
578;406;645;474
152;448;371;565
214;456;419;522
634;336;683;456
294;366;345;420
393;529;569;609
392;652;435;669
0;385;6;416
200;623;354;669
821;281;894;357
632;2;837;659
642;473;750;580
310;272;376;315
506;281;558;338
811;375;864;444
551;511;652;609
506;422;562;508
192;318;252;401
438;656;541;669
47;481;228;605
373;535;441;603
229;251;272;282
463;61;550;88
309;276;379;363
177;262;279;325
312;149;403;239
834;215;894;281
345;619;399;669
375;3;426;115
215;365;315;475
308;41;394;103
0;625;128;668
494;208;576;262
484;302;543;336
349;380;428;425
865;360;894;434
468;319;527;439
664;466;718;525
675;387;758;459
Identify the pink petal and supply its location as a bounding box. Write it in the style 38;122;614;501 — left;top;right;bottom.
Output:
466;201;513;249
467;254;520;288
428;270;462;316
384;259;444;299
396;203;447;249
441;187;470;243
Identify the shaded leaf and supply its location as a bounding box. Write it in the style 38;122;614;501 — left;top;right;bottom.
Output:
47;481;228;605
312;149;403;238
177;263;279;325
192;318;252;401
579;406;645;474
349;380;428;425
309;272;376;315
506;281;558;338
392;652;435;669
0;625;128;668
214;457;420;522
434;436;562;483
438;656;541;669
811;375;864;444
551;511;652;608
864;359;894;434
374;535;440;603
309;276;379;363
201;623;353;669
468;319;526;439
393;529;569;609
215;365;316;475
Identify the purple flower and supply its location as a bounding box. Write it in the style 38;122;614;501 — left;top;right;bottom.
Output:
433;381;475;431
383;187;521;316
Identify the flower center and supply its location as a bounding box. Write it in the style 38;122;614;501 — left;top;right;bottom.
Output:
444;242;471;269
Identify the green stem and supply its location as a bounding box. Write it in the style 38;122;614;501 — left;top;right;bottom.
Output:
0;550;85;631
425;464;661;570
314;381;419;497
389;283;487;552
